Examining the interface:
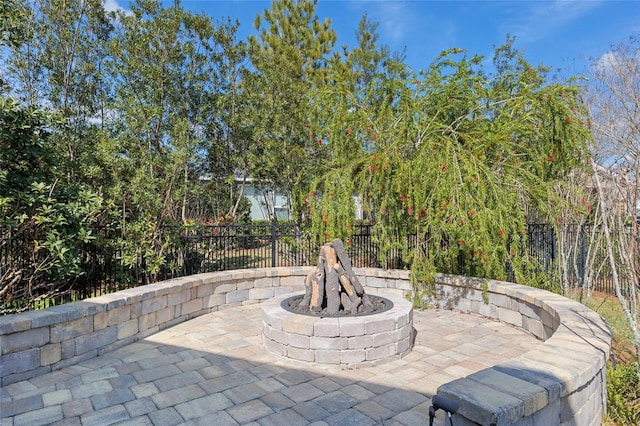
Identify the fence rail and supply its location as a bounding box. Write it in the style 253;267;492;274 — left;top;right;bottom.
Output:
0;222;635;314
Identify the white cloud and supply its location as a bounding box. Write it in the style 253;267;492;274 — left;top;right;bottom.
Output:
594;50;619;72
103;0;132;16
501;0;603;44
375;2;412;43
346;0;418;45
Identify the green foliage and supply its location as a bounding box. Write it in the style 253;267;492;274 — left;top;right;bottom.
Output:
101;0;244;277
0;97;57;194
607;362;640;425
405;284;436;310
306;34;591;283
482;280;490;304
245;0;336;215
0;0;597;305
0;0;28;48
0;97;103;311
0;0;29;92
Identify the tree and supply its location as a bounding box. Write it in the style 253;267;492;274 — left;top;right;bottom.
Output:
304;15;408;248
551;173;604;299
4;0;113;186
243;0;336;220
307;36;591;289
105;0;242;277
200;17;251;223
0;0;105;312
585;34;640;374
0;97;103;313
0;0;28;90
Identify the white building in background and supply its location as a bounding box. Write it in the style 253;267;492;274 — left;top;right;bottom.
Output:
240;179;291;221
197;174;291;221
199;174;370;222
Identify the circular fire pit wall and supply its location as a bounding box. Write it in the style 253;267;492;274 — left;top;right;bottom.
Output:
261;292;413;368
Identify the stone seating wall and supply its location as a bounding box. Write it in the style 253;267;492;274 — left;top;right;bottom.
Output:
423;274;611;426
0;268;611;425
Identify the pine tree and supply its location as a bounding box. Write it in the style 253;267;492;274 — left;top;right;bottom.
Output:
243;0;336;220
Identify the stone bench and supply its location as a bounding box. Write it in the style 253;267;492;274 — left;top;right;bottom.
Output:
0;267;310;386
424;274;611;426
0;268;611;425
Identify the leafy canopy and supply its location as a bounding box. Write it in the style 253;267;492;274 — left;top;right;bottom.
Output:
305;36;591;286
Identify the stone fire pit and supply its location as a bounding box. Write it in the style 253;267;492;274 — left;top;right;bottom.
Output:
261;239;414;368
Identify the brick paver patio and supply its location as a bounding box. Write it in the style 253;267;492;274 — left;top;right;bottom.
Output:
1;303;542;425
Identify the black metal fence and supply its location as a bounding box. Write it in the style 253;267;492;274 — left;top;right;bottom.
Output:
0;223;408;313
0;222;634;314
175;223;409;273
527;223;639;295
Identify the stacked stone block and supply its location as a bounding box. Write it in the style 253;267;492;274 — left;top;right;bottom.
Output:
0;267;308;386
261;293;413;369
0;266;611;426
425;274;611;426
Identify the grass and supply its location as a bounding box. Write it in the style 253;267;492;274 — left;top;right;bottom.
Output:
584;291;636;364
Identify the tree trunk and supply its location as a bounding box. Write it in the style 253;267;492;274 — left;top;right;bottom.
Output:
591;159;640;374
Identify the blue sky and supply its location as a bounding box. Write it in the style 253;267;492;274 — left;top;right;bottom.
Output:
118;0;640;76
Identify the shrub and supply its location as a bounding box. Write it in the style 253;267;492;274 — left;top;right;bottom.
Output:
607;361;640;425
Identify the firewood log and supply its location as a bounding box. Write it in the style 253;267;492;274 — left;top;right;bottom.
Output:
331;238;351;268
323;243;337;269
300;268;315;308
340;292;352;314
360;292;374;310
331;238;366;296
325;267;340;315
335;264;359;304
309;265;325;312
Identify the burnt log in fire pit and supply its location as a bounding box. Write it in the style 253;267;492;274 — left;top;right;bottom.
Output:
293;239;376;316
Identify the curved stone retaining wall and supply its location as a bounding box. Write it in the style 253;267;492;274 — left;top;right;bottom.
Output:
423;274;611;426
0;268;611;425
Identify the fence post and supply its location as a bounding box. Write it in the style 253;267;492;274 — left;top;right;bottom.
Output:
550;224;557;265
579;225;586;288
271;220;277;268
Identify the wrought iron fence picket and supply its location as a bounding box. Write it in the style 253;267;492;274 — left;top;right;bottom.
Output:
1;222;637;313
